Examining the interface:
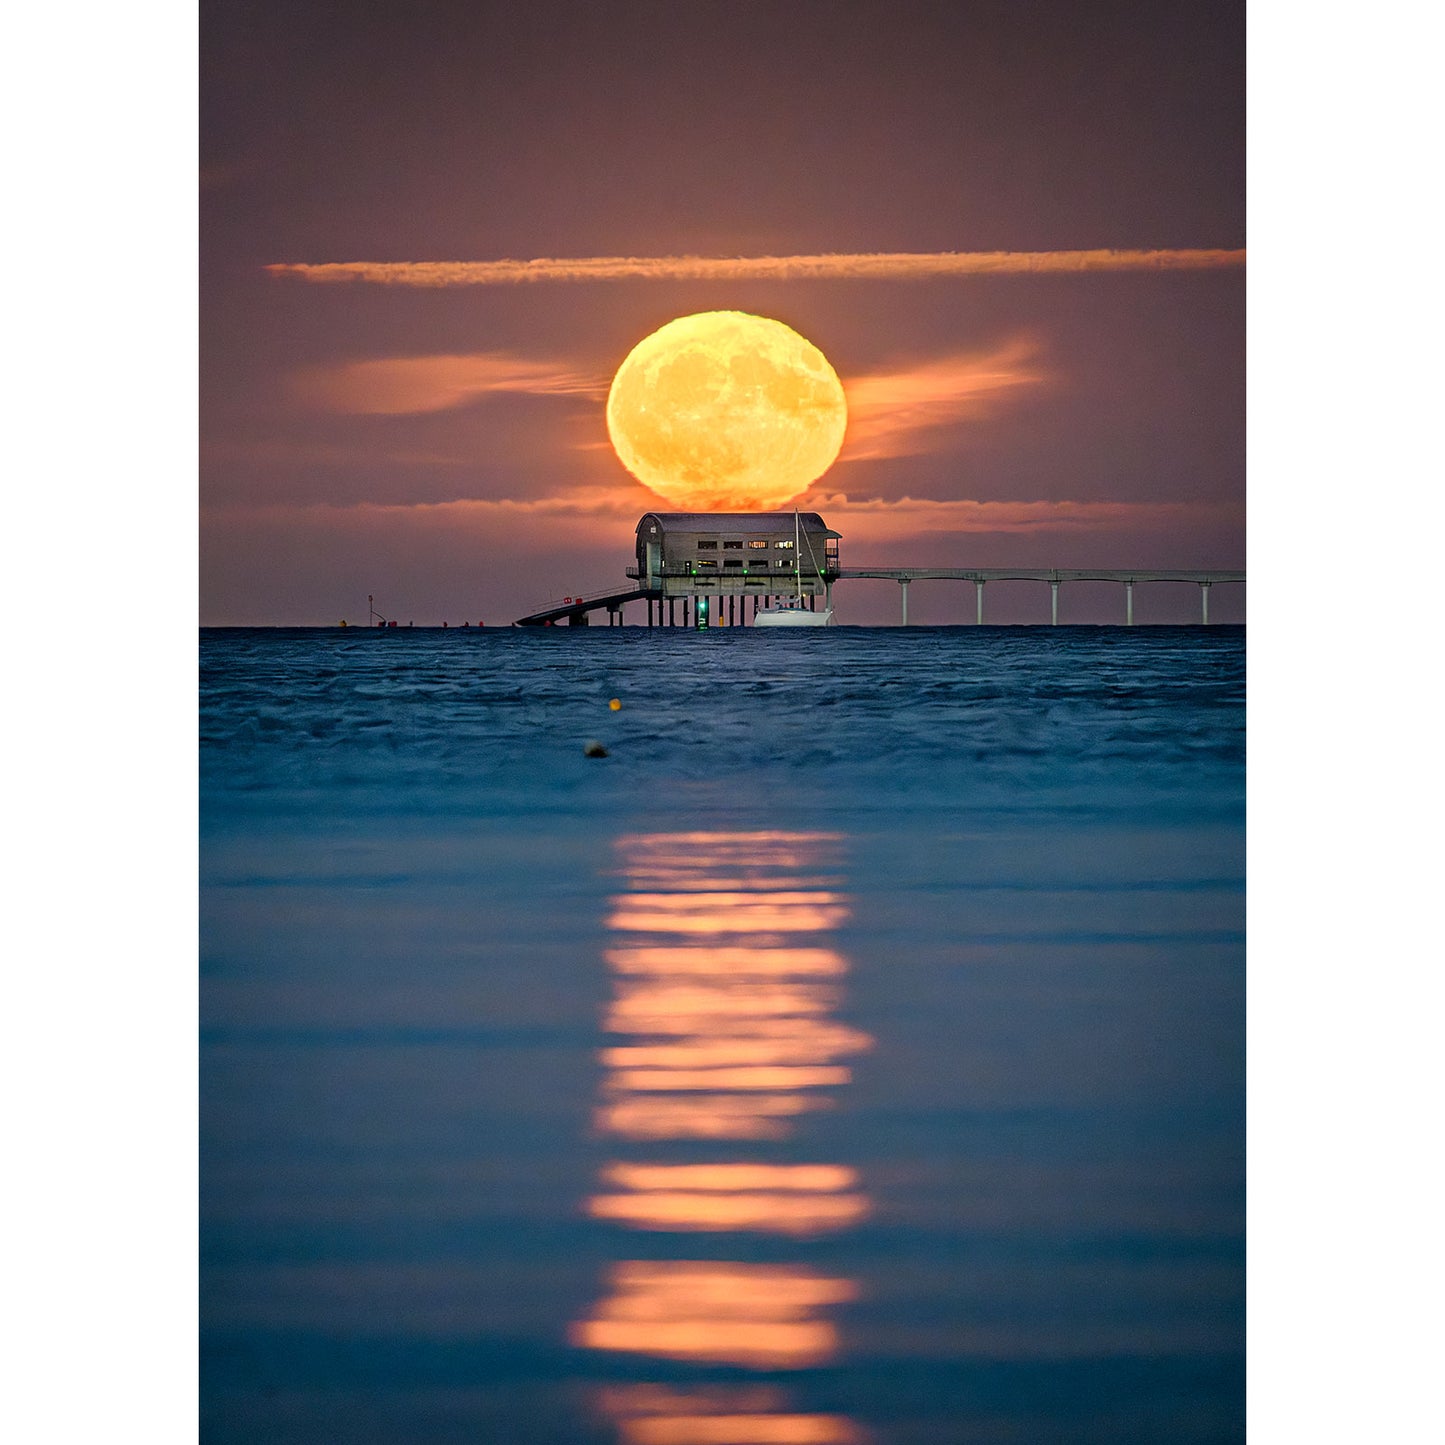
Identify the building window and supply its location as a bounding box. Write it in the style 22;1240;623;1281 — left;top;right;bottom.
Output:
747;539;769;549
776;540;794;549
697;540;718;550
695;558;717;569
777;559;794;569
723;540;743;550
723;559;743;568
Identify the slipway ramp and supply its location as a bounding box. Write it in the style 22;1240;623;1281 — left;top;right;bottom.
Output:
512;587;651;627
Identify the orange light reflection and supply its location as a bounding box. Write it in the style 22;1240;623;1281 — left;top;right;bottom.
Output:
621;1414;865;1445
608;899;850;935
587;1190;868;1234
596;1093;826;1141
618;871;846;894
605;982;839;1027
578;830;870;1439
617;830;844;854
595;1387;867;1445
603;1028;871;1069
604;1164;858;1193
570;1262;857;1369
606;947;846;977
609;1065;853;1093
596;838;871;1148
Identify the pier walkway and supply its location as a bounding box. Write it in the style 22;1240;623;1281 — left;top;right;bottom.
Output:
512;569;1245;626
836;568;1245;625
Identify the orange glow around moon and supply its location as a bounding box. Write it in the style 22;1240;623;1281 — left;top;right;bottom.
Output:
606;311;848;510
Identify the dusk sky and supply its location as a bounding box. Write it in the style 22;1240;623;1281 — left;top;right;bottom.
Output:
202;0;1244;626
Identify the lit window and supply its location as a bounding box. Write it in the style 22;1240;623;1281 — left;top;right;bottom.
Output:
776;540;795;549
777;559;794;569
696;558;717;569
747;540;769;549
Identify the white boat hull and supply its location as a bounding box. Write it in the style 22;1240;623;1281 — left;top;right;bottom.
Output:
752;606;834;628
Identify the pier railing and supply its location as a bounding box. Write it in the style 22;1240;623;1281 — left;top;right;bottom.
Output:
516;566;1245;626
837;567;1245;625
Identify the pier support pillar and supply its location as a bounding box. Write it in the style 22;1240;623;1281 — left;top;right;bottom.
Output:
1201;581;1211;625
1125;582;1134;627
825;580;833;611
976;580;984;625
1050;580;1059;625
900;578;910;626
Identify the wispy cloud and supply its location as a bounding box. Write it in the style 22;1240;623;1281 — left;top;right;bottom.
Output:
291;352;609;414
207;490;1231;544
202;437;482;468
289;341;1045;462
203;482;647;522
811;493;1233;544
267;248;1244;288
841;341;1043;460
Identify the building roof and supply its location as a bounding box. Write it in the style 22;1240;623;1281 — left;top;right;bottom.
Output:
637;511;834;531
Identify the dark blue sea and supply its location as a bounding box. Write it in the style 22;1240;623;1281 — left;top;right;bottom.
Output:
200;625;1245;1444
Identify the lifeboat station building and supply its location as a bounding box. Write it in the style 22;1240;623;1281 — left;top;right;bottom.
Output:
510;511;841;626
629;511;841;626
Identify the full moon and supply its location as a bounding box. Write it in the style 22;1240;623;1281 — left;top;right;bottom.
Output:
606;311;848;510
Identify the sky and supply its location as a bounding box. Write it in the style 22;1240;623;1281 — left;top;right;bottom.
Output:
17;9;1445;1439
201;0;1245;625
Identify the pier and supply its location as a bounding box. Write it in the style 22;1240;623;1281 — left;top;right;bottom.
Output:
513;568;1244;627
836;568;1246;626
511;512;1243;626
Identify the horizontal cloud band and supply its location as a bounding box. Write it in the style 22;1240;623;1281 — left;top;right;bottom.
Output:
207;493;1236;542
284;340;1043;461
266;249;1244;287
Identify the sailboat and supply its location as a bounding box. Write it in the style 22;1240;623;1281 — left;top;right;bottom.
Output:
753;511;835;627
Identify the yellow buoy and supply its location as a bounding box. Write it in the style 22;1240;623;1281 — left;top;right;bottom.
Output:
609;698;622;711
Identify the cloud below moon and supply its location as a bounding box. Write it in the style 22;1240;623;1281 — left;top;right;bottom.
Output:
206;490;1233;543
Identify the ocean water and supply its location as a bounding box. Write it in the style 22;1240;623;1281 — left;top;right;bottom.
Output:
200;626;1245;1444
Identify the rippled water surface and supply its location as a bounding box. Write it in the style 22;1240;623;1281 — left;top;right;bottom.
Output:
201;627;1245;1443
